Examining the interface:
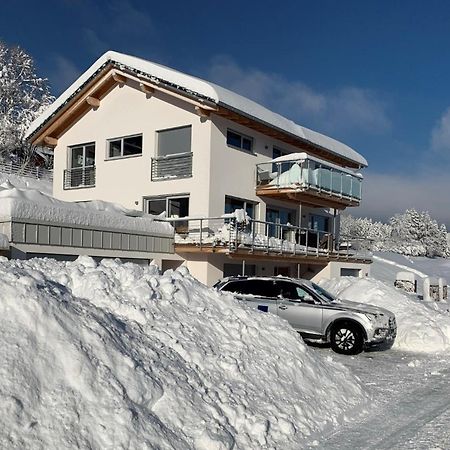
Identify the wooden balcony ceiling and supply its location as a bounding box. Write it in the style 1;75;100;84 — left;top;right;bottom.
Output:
174;243;371;265
255;186;360;210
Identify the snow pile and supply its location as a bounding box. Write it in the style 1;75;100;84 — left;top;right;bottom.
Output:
0;171;52;195
0;257;367;449
322;277;450;353
0;180;172;235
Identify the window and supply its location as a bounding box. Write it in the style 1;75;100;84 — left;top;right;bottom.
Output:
224;196;257;219
227;130;253;152
266;207;296;238
108;134;142;159
157;126;192;157
221;279;277;297
309;214;330;232
70;143;95;168
223;263;256;278
144;195;189;232
272;147;290;173
64;143;96;189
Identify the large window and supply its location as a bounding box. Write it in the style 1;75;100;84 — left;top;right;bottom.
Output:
226;130;253;152
108;134;142;159
157;126;192;157
266;207;296;238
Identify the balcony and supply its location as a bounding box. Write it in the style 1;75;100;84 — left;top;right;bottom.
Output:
256;153;362;209
151;152;193;181
164;215;372;264
64;166;96;189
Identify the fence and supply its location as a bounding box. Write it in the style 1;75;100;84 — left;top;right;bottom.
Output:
165;215;372;261
0;161;53;181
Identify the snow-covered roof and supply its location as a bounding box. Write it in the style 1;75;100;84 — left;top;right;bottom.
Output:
0;180;172;235
26;51;367;168
270;152;364;177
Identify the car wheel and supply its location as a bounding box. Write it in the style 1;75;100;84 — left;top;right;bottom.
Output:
330;322;364;355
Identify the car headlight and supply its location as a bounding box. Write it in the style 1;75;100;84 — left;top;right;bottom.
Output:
364;313;377;322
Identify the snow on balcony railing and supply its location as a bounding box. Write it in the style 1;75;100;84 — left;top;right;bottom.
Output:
256;152;363;202
164;212;372;261
0;161;53;181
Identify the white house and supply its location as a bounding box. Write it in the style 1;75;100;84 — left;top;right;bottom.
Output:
26;51;371;285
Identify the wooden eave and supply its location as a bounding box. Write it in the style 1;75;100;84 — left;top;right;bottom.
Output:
30;63;118;146
29;61;364;171
174;244;372;265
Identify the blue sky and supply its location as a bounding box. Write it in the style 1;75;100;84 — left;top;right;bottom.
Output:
2;0;450;223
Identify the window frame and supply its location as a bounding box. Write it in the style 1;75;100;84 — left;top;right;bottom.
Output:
68;142;96;169
224;195;258;219
156;125;192;158
106;133;143;160
143;194;190;218
226;129;254;153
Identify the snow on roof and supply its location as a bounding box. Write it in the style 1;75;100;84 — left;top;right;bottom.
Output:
0;180;172;235
26;51;368;168
0;256;367;448
270;152;364;177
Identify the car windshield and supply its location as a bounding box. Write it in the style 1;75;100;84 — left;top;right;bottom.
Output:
309;282;337;303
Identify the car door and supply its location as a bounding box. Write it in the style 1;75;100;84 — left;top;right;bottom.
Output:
222;279;279;315
275;281;323;336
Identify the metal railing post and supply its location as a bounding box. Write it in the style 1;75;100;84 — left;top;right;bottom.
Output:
316;231;320;256
199;218;203;250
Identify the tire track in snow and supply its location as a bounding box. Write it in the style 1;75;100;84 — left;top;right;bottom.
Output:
318;367;450;450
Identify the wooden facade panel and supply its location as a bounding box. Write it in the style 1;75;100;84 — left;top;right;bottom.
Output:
50;226;62;245
82;229;93;247
93;230;102;248
73;229;82;247
112;233;121;249
38;225;50;245
26;224;38;244
61;227;72;246
103;232;112;249
12;223;26;243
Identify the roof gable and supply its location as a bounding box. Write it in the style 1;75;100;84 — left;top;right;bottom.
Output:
26;51;367;168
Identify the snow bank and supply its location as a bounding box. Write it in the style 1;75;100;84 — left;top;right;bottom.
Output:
322;277;450;353
0;180;172;235
0;257;367;449
0;171;52;195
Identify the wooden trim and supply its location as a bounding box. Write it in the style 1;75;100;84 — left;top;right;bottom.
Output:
112;73;126;85
86;96;100;108
174;243;372;265
139;82;154;95
44;136;58;147
195;106;210;118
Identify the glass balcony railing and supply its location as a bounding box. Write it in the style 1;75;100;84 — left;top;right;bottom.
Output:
256;155;362;202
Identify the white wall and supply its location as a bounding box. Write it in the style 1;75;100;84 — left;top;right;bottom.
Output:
54;79;213;217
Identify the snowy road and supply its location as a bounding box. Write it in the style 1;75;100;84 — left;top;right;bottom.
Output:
308;349;450;450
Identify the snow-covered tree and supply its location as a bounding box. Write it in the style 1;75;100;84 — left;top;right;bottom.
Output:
0;41;53;162
390;209;448;257
341;210;449;257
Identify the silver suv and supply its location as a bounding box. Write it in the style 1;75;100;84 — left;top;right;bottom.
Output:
215;276;397;355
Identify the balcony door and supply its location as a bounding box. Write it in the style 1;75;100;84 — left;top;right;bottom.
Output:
266;207;296;239
65;143;95;188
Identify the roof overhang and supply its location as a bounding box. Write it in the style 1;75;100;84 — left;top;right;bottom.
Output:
26;52;367;169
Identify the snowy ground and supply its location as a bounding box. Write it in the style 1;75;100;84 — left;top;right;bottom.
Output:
0;256;368;450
